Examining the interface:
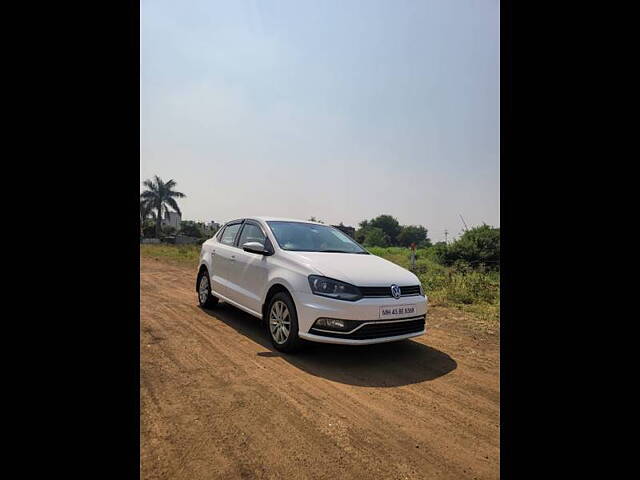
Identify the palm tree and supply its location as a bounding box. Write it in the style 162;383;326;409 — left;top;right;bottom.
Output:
140;175;186;237
139;197;157;236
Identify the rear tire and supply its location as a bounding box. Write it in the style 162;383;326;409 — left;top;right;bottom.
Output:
197;270;219;308
267;292;302;353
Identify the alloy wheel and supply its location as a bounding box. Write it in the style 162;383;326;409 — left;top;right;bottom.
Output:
269;300;290;344
199;275;209;304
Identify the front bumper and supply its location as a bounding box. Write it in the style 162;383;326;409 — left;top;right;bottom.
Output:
294;291;428;345
299;329;426;345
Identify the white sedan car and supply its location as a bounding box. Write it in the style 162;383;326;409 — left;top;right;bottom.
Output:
196;217;427;352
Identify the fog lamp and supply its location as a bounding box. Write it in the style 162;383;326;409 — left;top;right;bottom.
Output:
315;318;348;330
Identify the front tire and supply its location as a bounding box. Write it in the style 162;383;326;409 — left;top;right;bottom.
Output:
197;270;219;308
267;292;302;352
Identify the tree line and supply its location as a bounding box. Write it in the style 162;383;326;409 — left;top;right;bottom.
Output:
354;214;430;248
430;224;500;271
352;214;499;271
140;176;499;270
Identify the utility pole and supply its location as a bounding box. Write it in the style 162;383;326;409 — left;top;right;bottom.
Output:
444;229;448;244
459;214;469;232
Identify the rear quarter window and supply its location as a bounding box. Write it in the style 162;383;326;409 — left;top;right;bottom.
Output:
219;224;242;246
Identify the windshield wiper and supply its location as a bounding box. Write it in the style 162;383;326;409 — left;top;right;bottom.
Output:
319;250;368;254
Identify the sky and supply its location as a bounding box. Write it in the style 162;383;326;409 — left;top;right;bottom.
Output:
140;0;499;242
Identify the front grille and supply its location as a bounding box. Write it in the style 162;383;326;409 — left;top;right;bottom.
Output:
359;285;422;297
400;285;421;296
310;316;425;340
360;286;392;297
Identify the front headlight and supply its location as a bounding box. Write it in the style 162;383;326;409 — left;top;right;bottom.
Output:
419;283;425;296
308;275;362;301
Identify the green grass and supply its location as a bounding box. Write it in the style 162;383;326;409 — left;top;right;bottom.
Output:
140;243;201;266
366;247;499;332
141;243;500;333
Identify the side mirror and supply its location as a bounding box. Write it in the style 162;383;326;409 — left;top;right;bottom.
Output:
242;241;271;255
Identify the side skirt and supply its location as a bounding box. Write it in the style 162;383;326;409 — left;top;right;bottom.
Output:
210;289;263;320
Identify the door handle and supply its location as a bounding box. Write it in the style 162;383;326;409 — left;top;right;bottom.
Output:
230;255;236;261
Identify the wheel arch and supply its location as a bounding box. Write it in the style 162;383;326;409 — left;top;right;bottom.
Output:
261;283;294;321
196;263;209;292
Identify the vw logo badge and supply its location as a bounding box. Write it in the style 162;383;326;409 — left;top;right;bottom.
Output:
391;284;401;299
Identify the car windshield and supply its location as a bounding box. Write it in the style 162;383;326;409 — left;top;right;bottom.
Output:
267;221;368;254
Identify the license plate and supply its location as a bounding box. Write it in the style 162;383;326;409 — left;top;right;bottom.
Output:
379;304;417;319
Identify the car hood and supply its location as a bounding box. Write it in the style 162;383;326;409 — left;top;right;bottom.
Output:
288;251;420;286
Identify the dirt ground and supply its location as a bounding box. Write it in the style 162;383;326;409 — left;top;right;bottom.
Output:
140;256;500;479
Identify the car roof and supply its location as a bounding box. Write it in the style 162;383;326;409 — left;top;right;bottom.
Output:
218;217;327;228
248;216;326;225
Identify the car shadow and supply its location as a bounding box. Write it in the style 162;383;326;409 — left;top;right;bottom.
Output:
201;303;457;388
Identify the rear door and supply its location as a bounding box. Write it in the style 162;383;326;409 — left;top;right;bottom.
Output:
210;221;244;299
232;220;271;313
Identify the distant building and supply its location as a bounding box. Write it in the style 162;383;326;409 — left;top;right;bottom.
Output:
162;211;181;230
197;220;221;236
332;224;356;238
201;221;220;236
